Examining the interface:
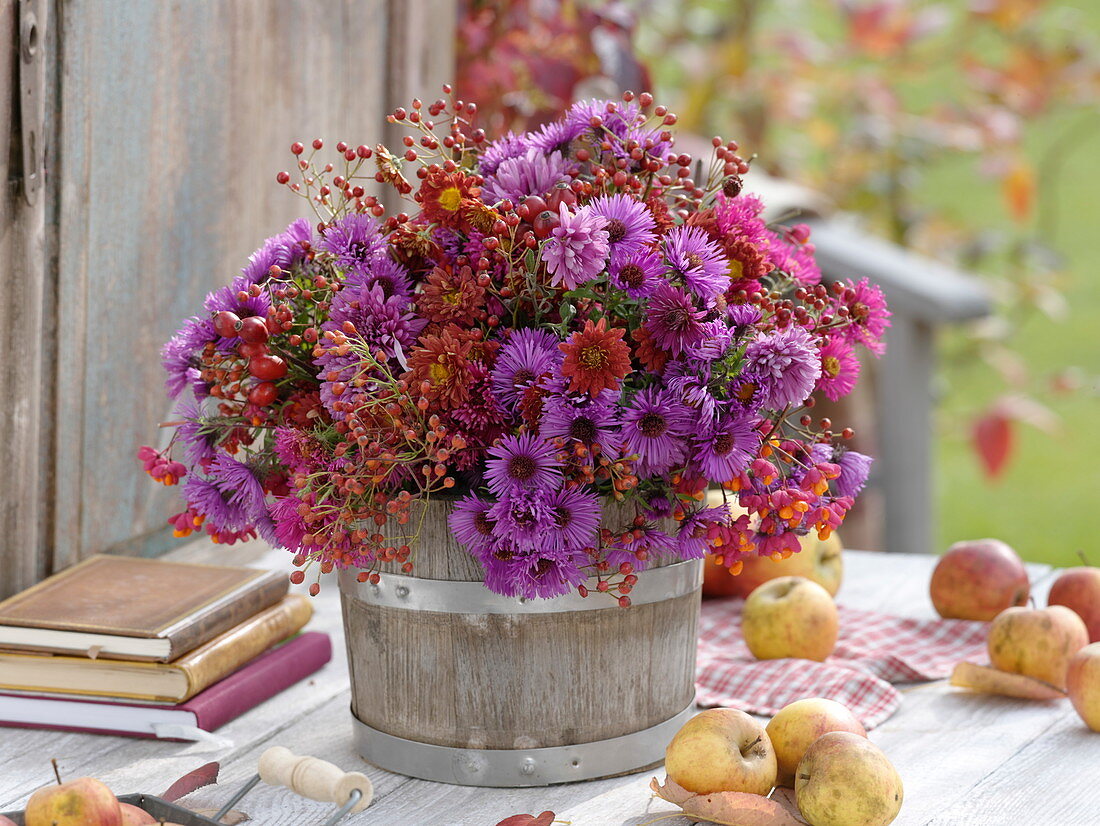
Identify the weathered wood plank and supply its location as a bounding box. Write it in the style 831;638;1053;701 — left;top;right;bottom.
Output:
51;0;389;573
0;0;52;599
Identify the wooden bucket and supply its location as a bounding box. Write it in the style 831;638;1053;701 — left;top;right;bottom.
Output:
337;497;701;787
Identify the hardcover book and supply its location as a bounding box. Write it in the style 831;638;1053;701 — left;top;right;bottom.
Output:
0;595;312;703
0;554;289;661
0;632;332;740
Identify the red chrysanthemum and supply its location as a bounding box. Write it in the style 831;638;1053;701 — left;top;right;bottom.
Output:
417;265;488;326
559;318;632;396
416;167;481;228
632;323;670;374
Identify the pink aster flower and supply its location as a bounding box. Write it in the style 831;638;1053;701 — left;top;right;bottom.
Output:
541;203;610;290
816;337;861;401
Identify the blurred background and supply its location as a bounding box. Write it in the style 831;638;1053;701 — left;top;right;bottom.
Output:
2;0;1096;598
456;0;1100;567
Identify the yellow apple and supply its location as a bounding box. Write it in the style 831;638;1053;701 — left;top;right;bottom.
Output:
119;802;158;825
24;776;122;826
664;708;777;795
765;698;867;787
742;577;838;662
795;732;903;826
987;605;1088;690
1067;642;1100;732
930;539;1029;621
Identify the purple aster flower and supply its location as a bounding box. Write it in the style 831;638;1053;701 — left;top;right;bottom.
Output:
277;218;314;267
664;357;718;420
481;149;571;206
449;363;510;434
691;414;759;482
726;302;764;332
663;225;730;302
449;494;498;556
511;552;586;600
319;212;387;273
542;391;620;456
588;195;656;258
484;433;563;496
743;326;822;409
240;219;313;283
528;118;587;155
343;255;413;300
544;486;602;552
609;248;663;298
478;130;531;177
835;449;873;498
487;488;556;549
724;368;775;415
491;328;563;408
644;283;708;357
184;475;246;533
174;400;216;467
541;203;610;290
209;455;269;525
203;275;272;319
676;506;729;560
621;386;692;477
161;316;216;399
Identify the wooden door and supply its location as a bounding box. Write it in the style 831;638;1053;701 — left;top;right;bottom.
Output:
0;0;455;598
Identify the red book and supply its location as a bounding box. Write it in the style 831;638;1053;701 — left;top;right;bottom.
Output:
0;632;331;740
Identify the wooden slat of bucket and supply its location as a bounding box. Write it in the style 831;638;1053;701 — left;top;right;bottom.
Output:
341;497;699;751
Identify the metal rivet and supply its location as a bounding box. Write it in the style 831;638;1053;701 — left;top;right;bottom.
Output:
395;585;410;599
570;758;580;767
520;758;536;775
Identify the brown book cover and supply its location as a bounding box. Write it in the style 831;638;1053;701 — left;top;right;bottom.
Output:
0;555;289;661
0;594;313;703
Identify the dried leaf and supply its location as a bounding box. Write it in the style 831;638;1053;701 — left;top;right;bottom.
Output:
950;661;1066;700
972;410;1013;480
650;777;807;826
190;808;250;824
494;811;555;826
160;761;219;802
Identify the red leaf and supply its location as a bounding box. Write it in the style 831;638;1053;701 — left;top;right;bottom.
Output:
495;812;555;826
973;410;1014;480
161;761;220;802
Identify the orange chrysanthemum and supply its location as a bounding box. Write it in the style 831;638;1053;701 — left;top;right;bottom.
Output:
416;167;481;228
559;318;632;396
402;325;475;410
632;324;670;373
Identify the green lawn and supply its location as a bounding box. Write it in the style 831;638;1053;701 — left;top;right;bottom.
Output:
927;113;1100;568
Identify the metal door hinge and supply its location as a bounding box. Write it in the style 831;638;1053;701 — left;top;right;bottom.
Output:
18;0;47;206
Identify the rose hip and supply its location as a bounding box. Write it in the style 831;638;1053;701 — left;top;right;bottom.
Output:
237;316;270;344
213;310;241;338
249;353;288;380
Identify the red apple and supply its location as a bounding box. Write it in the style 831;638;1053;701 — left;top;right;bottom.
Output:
1067;643;1100;731
1048;567;1100;643
24;776;121;826
930;539;1029;621
119;802;158;825
703;532;844;599
988;605;1088;690
0;816;18;826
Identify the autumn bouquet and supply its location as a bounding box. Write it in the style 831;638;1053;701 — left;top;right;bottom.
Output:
140;88;888;603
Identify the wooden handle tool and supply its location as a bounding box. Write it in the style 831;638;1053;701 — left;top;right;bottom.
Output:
258;746;373;813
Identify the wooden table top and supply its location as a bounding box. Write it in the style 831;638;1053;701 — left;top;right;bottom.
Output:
2;543;1095;826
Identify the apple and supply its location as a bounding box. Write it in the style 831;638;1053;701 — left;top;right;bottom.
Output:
987;605;1088;690
0;816;18;826
704;533;844;599
765;698;867;787
119;802;158;825
795;731;903;826
1067;642;1100;731
930;539;1029;621
24;776;121;826
664;708;777;795
742;577;838;662
1048;567;1100;643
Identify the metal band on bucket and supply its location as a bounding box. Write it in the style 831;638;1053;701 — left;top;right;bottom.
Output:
349;700;696;787
337;558;702;614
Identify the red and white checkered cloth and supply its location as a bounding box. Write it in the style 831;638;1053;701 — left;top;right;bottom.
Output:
696;597;990;728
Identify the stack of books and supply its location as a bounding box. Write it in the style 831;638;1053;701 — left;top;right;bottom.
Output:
0;555;331;740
